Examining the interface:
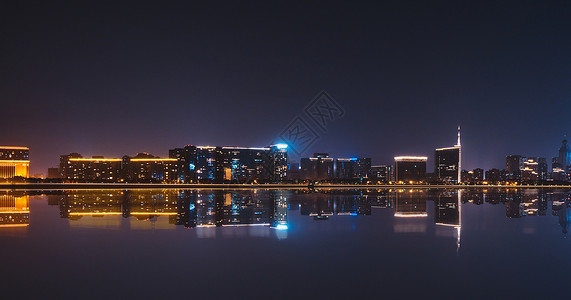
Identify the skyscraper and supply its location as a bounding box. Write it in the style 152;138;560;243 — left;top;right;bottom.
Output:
434;127;461;184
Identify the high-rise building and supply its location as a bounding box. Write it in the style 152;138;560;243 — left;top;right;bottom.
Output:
195;146;224;182
300;153;334;181
60;152;177;183
506;155;523;172
505;155;524;182
521;157;548;182
394;156;427;183
335;158;354;179
434;127;461;184
552;156;566;181
169;144;288;183
353;158;372;179
169;145;198;183
121;153;178;183
60;154;122;182
334;157;372;180
558;139;571;169
371;165;394;183
0;146;30;178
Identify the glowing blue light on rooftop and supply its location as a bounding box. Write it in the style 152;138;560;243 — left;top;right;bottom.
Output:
275;144;288;149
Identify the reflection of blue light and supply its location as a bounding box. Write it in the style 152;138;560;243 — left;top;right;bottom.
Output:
276;224;288;230
350;157;358;161
275;144;288;149
189;204;195;210
189;163;195;170
350;213;358;216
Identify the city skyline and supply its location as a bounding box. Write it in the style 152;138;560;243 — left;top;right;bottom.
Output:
6;128;571;179
3;1;571;175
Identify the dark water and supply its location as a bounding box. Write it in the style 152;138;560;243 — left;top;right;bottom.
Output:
1;188;570;299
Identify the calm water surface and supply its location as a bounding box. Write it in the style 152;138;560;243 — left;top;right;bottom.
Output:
1;188;570;299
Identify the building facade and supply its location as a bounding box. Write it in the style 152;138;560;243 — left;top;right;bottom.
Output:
371;165;394;183
394;156;427;183
168;144;288;183
0;146;30;178
300;153;335;181
434;147;460;184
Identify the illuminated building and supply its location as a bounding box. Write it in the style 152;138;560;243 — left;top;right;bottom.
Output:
0;193;29;227
59;152;177;183
434;127;461;184
60;154;122;182
353;157;372;179
335;158;354;179
0;146;30;178
333;157;372;180
195;146;224;182
269;144;288;182
552;156;566;182
169;145;198;183
394;156;427;183
121;153;178;183
371;165;394;183
300;153;334;181
169;144;287;183
521;157;548;183
222;147;270;182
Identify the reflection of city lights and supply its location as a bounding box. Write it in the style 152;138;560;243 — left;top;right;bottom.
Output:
275;224;288;230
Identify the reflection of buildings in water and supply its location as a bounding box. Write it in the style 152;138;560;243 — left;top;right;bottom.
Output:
56;190;179;230
463;190;483;205
393;190;427;233
505;190;524;218
301;194;333;217
54;190;288;234
552;191;571;234
0;193;29;228
520;189;547;216
270;190;288;230
300;192;372;218
370;190;392;209
557;206;571;234
504;189;548;218
394;189;427;218
434;190;462;251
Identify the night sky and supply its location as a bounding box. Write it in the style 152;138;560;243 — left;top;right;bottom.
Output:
2;1;571;175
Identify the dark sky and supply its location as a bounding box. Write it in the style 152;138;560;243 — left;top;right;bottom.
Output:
2;0;571;175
